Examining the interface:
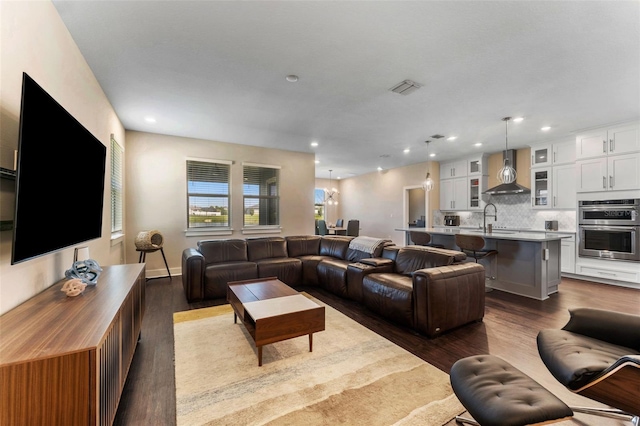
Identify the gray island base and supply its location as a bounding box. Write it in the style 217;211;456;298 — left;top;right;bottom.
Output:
396;227;572;300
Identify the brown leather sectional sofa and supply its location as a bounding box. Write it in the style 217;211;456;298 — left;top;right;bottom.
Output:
181;235;485;337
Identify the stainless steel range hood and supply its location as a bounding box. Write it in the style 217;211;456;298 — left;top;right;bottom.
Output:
484;150;531;195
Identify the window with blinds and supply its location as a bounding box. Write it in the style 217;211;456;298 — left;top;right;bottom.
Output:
314;188;325;220
110;137;123;234
187;160;230;228
243;164;279;227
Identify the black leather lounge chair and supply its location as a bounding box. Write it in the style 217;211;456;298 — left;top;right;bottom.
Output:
537;308;640;425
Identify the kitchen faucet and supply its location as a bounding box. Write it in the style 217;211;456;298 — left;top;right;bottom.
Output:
483;202;497;233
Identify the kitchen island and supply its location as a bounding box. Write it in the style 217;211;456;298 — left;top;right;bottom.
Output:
396;227;572;300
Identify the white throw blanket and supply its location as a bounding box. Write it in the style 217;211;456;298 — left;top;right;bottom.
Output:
349;236;386;254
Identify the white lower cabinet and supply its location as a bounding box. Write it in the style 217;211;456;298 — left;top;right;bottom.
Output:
560;234;575;274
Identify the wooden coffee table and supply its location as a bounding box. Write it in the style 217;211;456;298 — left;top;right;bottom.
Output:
227;277;325;366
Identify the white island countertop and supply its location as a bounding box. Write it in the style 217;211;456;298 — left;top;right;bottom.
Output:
395;227;573;242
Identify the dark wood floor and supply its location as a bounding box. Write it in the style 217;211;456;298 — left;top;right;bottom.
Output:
114;276;640;425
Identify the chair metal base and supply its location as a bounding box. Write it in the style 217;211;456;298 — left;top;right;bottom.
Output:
571;406;639;425
454;415;479;425
137;247;172;279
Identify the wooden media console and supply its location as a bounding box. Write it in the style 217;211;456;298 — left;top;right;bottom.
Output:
0;264;146;426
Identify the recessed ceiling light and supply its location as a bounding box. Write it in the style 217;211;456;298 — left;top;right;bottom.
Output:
429;153;436;157
337;176;341;180
377;166;383;171
403;148;410;154
447;136;457;141
286;75;299;82
310;141;318;147
474;142;482;147
541;126;551;131
144;116;156;123
513;117;524;122
314;160;320;164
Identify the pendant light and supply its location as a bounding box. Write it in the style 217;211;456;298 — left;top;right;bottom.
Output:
497;117;517;184
422;140;434;191
324;170;339;205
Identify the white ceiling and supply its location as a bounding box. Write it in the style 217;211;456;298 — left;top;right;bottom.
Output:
52;1;640;179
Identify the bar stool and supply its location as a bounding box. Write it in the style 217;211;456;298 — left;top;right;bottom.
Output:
455;234;497;285
409;231;444;248
135;230;171;279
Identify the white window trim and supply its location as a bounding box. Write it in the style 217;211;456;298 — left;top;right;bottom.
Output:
185;228;234;237
187;157;234;165
241;226;282;235
242;161;281;169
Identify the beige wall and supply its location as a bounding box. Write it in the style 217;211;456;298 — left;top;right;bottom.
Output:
0;1;126;314
125;131;315;277
339;161;440;246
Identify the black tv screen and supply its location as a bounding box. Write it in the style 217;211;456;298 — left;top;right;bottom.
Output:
12;73;106;264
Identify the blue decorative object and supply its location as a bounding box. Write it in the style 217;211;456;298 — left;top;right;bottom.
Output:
65;258;103;285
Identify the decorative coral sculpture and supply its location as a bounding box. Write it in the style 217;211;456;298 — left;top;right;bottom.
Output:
61;278;87;297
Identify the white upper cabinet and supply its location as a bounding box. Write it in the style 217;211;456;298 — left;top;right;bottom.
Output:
440;159;467;179
575;121;640;192
552;164;576;209
552;139;577;165
531;145;552;168
467;154;489;176
576;122;639;160
576;153;640;192
530;138;575;167
440;177;468;211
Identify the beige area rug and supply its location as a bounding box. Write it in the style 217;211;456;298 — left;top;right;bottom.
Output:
173;296;464;426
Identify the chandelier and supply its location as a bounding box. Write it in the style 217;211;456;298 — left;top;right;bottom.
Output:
422;140;434;191
324;169;339;205
497;117;517;184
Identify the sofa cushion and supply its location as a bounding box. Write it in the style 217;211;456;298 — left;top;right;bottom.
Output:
319;236;352;260
204;261;257;299
362;273;414;327
198;239;248;264
247;237;288;261
285;235;321;257
317;258;351;297
394;247;456;276
255;258;303;287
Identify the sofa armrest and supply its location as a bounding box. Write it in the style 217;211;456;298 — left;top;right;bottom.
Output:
347;261;394;303
562;308;640;350
181;248;205;302
412;263;485;337
359;258;394;267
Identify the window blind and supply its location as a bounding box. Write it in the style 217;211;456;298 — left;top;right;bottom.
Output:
110;137;123;233
187;160;230;228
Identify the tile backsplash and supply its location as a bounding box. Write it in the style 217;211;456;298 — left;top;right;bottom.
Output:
434;194;577;231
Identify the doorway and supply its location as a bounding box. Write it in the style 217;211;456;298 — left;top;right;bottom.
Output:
403;185;428;229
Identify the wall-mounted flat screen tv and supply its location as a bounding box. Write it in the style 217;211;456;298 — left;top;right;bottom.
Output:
11;73;106;264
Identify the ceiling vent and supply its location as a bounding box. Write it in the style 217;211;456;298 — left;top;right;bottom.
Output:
389;79;422;95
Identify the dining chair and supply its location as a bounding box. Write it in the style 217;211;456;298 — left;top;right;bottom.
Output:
336;218;344;228
317;220;328;236
346;220;359;237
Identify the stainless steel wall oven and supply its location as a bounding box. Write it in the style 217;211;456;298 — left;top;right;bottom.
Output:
578;199;640;262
